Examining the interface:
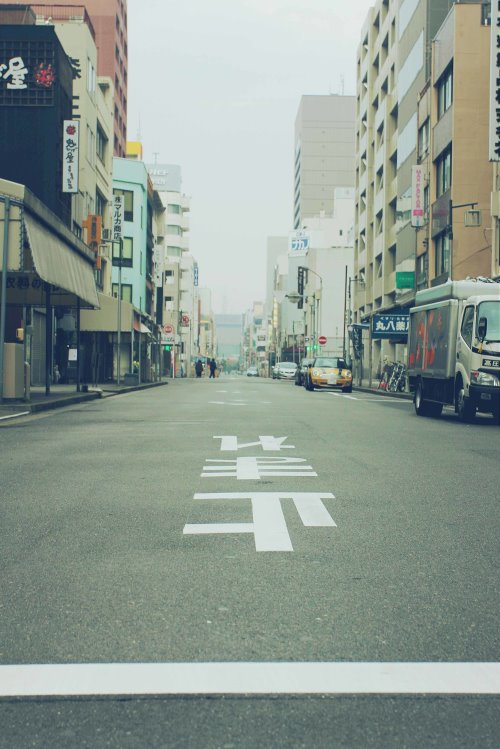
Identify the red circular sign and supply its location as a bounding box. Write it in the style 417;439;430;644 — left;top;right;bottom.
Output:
163;324;174;334
318;335;327;345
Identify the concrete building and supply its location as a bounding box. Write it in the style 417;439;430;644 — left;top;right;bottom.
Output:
215;314;243;370
10;0;130;156
352;0;471;380
293;95;356;230
427;2;492;284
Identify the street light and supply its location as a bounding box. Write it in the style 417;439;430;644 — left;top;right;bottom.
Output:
298;267;322;355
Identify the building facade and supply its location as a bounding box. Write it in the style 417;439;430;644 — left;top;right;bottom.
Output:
294;94;356;230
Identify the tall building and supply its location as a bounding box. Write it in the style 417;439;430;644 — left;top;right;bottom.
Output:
1;0;129;156
353;0;466;380
293;94;356;229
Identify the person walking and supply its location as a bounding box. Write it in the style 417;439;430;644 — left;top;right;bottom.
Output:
209;358;217;378
195;359;203;378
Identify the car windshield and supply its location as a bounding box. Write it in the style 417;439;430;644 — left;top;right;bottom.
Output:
314;358;348;369
279;362;296;368
477;301;500;341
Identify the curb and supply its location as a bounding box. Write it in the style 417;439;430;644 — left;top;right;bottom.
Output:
353;386;413;401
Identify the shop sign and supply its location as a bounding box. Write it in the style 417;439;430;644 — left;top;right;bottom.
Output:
372;313;409;339
0;42;56;105
396;271;415;289
112;195;124;241
289;230;309;254
411;165;424;227
62;120;79;194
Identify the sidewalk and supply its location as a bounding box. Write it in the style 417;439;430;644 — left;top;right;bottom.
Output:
353;377;413;400
0;380;169;419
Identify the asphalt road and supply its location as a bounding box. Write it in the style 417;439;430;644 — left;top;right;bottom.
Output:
0;377;498;748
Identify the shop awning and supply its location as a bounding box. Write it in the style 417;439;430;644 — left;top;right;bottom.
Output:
24;214;99;308
133;320;152;335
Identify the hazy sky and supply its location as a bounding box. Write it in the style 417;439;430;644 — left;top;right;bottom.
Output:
128;0;374;314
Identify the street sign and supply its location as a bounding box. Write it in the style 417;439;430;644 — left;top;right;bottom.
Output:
318;335;327;345
163;324;174;334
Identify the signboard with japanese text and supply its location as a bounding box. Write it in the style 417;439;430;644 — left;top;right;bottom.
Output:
396;271;415;289
112;195;124;242
153;245;165;288
62;120;79;193
288;230;310;255
194;263;199;287
411;165;424;227
0;42;56;106
372;313;409;340
490;0;500;160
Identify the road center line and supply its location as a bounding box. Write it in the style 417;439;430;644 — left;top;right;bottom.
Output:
0;662;497;697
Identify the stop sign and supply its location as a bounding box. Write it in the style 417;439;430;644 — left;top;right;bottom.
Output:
318;335;327;345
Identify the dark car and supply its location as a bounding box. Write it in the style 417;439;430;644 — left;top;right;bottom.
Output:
295;358;312;386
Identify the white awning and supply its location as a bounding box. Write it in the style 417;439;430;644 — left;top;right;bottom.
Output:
24;214;99;308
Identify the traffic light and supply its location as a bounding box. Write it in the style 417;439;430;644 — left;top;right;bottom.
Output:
164;345;172;351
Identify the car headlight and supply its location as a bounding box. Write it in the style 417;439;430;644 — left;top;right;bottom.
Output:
312;369;320;376
471;370;500;387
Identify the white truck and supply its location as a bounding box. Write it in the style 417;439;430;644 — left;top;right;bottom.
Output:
407;279;500;422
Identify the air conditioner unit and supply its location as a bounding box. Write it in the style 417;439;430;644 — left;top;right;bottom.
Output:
102;228;111;240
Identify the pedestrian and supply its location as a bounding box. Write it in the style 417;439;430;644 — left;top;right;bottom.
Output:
195;359;203;378
209;358;217;378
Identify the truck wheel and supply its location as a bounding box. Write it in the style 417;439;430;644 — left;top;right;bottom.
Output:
456;386;475;423
414;381;430;416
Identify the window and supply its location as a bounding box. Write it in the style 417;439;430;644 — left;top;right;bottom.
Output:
435;232;450;276
461;306;475;348
86;125;95;167
112;283;132;303
436;147;452;197
167;224;182;235
112;236;133;267
167;246;182;257
437;67;453;119
96;124;107;163
87;58;96;94
113;189;133;221
418;118;429;159
168;204;181;214
95;189;106;219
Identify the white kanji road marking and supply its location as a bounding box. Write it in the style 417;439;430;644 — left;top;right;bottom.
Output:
183;492;336;552
214;436;295;452
201;457;317;480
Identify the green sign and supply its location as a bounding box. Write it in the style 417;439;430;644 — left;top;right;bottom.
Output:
396;271;415;289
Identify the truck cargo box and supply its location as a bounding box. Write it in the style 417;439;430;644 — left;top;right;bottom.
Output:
408;300;458;380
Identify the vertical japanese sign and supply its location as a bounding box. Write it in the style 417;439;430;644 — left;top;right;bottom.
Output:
112;195;124;241
62;120;79;193
194;263;199;286
153;245;165;288
411;165;424;227
489;0;500;161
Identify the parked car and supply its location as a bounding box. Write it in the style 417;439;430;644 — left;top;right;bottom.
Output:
304;356;353;392
273;361;298;380
295;358;313;386
246;366;259;377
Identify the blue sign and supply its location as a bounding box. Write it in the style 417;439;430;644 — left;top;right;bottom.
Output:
372;313;409;339
193;264;199;287
291;237;309;252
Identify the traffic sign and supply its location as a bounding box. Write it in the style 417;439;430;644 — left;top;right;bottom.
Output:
318;336;327;345
163;324;174;334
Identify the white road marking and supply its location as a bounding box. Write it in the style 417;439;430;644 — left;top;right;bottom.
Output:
0;411;30;421
214;436;295;452
202;457;317;480
209;401;247;406
0;662;498;696
184;492;336;552
323;392;358;400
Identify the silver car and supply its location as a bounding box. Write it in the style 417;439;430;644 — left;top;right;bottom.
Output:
274;361;298;380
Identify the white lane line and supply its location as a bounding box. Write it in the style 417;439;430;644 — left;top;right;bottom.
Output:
0;411;30;421
0;663;498;697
